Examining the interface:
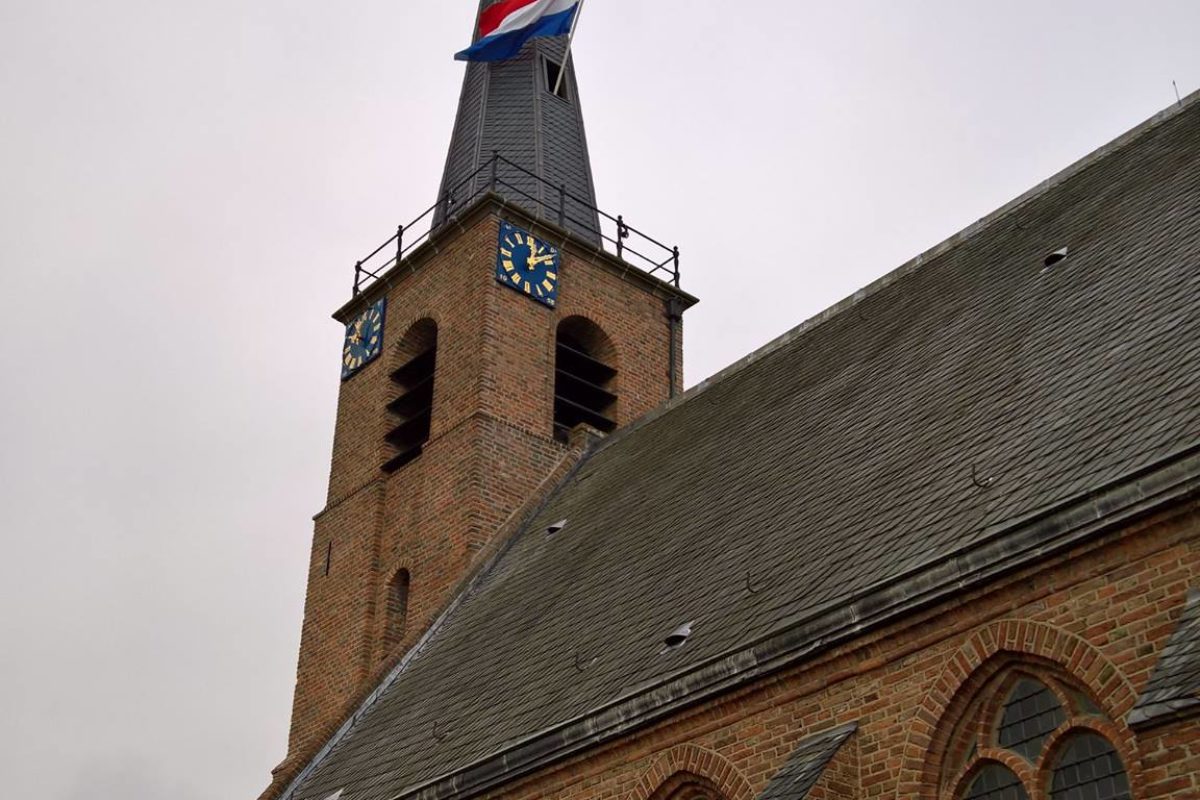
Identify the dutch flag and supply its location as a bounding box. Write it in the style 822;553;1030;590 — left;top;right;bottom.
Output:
455;0;581;63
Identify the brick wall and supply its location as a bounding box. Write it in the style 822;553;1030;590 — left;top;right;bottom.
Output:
471;501;1200;800
272;199;691;795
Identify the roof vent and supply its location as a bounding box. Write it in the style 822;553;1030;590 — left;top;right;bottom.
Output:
546;519;567;536
1043;247;1069;268
661;622;694;654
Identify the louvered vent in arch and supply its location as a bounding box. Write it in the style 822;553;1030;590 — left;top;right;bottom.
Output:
554;317;617;443
383;320;437;473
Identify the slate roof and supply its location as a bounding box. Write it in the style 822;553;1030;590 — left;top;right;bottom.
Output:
435;0;601;243
756;723;857;800
1129;590;1200;727
287;96;1200;800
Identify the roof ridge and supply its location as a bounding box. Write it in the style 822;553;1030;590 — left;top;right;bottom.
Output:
589;88;1200;457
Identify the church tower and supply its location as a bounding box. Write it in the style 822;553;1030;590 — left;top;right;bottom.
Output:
272;1;697;791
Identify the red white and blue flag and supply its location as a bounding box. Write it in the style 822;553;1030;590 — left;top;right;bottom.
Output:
455;0;580;62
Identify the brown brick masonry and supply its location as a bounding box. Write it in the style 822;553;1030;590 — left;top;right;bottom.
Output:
265;197;693;799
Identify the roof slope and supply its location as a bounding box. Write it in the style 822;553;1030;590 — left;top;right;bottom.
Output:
292;98;1200;800
757;723;857;800
1129;590;1200;727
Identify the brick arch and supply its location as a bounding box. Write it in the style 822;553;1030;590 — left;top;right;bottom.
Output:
556;314;619;371
391;316;440;364
894;619;1139;800
629;744;755;800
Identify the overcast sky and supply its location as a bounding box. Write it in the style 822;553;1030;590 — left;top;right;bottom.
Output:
1;1;1198;798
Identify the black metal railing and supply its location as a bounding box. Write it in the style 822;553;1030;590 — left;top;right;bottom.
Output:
351;153;681;297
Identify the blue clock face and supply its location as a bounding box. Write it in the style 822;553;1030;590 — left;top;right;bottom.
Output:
342;298;386;380
496;222;559;307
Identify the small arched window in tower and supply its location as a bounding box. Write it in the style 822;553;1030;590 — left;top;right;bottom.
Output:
382;569;410;653
384;320;437;473
554;317;617;443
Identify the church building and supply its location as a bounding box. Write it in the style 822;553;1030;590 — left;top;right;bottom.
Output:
260;3;1200;800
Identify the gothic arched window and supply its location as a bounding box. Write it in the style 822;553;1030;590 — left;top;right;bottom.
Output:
996;678;1067;761
961;763;1028;800
553;317;617;442
946;670;1132;800
384;319;437;472
647;772;727;800
1048;733;1131;800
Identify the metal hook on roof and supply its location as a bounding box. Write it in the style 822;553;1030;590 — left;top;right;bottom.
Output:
746;570;762;595
432;720;451;742
971;464;996;489
574;651;597;672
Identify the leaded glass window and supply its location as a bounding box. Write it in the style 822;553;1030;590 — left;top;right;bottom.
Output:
1049;733;1132;800
962;764;1030;800
996;679;1066;761
946;666;1135;800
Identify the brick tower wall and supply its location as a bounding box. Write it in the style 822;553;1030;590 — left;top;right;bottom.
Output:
278;200;692;784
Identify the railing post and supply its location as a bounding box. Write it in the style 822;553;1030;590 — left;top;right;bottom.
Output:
616;215;628;260
353;261;362;297
672;247;681;287
558;184;566;227
396;224;404;264
490;151;499;193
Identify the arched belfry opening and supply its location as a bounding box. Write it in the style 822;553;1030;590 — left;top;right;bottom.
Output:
554;316;617;443
384;320;438;473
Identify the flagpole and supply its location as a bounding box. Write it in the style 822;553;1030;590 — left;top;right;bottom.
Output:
552;0;586;97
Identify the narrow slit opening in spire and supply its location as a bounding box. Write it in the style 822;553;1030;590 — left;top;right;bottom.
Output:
543;57;570;102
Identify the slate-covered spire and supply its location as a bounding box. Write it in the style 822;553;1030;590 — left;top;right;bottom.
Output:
435;0;601;244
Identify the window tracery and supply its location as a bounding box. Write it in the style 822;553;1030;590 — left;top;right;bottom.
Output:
944;668;1132;800
1048;733;1131;800
961;764;1028;800
996;678;1067;762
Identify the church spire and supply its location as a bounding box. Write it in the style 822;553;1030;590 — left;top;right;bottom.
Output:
435;0;601;243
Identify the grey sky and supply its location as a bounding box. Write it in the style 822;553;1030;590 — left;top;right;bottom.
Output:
0;1;1197;797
